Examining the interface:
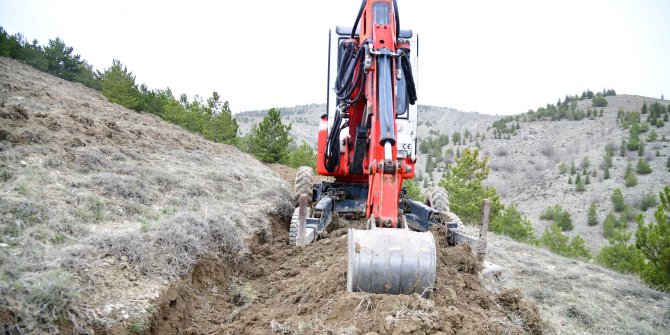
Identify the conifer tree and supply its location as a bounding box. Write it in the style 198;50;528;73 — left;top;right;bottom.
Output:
588;202;599;226
247;108;292;163
612;188;625;212
624;162;638;187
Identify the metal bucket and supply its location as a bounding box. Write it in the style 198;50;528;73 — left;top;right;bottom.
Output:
347;228;436;295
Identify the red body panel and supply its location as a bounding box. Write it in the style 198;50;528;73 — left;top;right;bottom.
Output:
318;0;416;227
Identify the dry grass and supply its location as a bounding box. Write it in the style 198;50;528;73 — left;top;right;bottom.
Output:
480;229;670;335
0;57;292;333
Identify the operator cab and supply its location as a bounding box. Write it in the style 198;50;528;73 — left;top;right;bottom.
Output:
326;26;419;162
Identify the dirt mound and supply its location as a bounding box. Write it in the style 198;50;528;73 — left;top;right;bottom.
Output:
151;222;541;334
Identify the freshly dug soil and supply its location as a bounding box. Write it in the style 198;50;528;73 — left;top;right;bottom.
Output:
150;222;541;334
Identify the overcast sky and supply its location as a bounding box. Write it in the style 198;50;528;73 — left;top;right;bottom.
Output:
1;0;669;115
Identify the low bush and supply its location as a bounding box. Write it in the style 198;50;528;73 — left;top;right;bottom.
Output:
539;224;591;259
636;159;652;174
540;204;573;231
491;203;534;242
603;211;627;239
597;230;644;274
639;193;658;211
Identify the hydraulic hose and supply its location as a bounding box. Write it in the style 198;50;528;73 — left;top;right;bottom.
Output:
324;106;349;172
351;0;367;38
400;51;417;105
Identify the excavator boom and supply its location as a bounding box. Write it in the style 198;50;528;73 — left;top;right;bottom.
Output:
289;0;485;296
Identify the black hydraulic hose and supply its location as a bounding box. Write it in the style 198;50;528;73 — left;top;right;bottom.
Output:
400;51;417;105
324;107;344;172
351;0;367;38
336;41;369;103
393;0;400;38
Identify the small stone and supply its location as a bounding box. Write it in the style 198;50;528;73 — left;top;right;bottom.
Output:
103;304;113;315
19;160;27;167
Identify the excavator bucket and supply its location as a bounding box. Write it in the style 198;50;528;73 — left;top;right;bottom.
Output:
347;228;436;296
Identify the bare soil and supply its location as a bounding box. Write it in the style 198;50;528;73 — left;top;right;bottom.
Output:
150;222;541;335
148;162;541;334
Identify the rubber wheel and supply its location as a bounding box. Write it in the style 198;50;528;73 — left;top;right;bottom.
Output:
294;166;314;204
424;186;450;212
288;207;311;246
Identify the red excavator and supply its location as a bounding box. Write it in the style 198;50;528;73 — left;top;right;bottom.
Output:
290;0;486;296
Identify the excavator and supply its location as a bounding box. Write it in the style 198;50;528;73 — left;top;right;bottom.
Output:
289;0;487;296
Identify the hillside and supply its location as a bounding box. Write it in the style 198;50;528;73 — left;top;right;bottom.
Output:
0;57;293;333
2;56;669;335
478;94;670;253
0;57;544;334
236;104;501;148
240;95;670;255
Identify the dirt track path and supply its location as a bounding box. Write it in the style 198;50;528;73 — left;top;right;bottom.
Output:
150;220;542;334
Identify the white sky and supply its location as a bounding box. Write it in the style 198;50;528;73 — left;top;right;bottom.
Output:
1;0;669;115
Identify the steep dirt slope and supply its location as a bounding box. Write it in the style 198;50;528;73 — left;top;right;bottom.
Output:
0;57;292;333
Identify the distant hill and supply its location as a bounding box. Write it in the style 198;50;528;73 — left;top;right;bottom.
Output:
242;95;670;256
236;104;501;148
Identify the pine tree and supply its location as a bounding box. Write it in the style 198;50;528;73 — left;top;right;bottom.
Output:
568;176;572;184
624;162;638;187
439;148;503;225
576;178;586;192
635;187;670;291
612;188;625;212
288;143;316;168
585;174;591;185
101;59;141;110
247;108;292;163
491;203;534;242
588;202;599;226
636;158;652;174
604;166;611;179
620;138;626;157
570;162;576;175
641;101;648;114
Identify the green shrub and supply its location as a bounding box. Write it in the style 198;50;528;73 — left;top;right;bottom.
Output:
597;230;644;274
247;108;292;163
624;163;638;187
603;211;627;238
592;96;608;107
540;204;573;231
636;159;652;174
439;148;503;225
558;162;568;174
621;205;637;222
640;193;658;211
611;188;625;212
576;179;585;192
635;187;670;291
539;224;591;259
587;202;598;226
491;203;534;242
404;179;424;202
288;143;316;169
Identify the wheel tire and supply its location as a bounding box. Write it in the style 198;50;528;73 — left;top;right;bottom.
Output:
294;166;314;204
288;206;311;246
424;186;450;212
